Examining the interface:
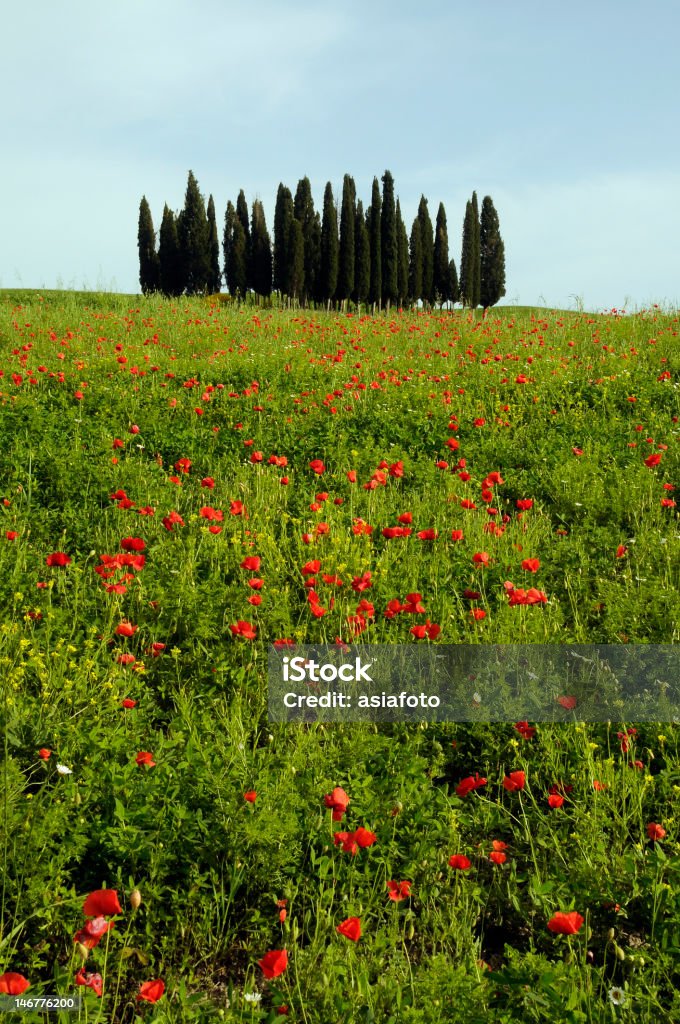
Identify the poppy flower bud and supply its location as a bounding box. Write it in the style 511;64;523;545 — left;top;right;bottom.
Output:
607;928;615;942
615;944;625;961
130;889;142;911
75;942;90;961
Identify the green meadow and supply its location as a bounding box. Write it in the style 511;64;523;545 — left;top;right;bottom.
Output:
0;291;678;1022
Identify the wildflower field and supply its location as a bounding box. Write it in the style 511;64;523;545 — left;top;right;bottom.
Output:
0;291;679;1023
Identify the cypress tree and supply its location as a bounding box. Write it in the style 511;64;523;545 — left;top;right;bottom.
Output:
448;259;459;306
459;199;474;308
320;182;338;305
294;177;317;305
433;202;451;306
223;201;235;289
409;217;423;304
206;195;221;293
337;174;356;305
273;184;294;298
158;204;184;296
479;195;506;308
137;196;160;294
286;219;305;301
396;199;409;307
308;211;322;306
236;190;251;292
227;218;247;299
368;177;382;307
381;170;398;308
250;199;272;299
353;199;370;307
471;191;481;308
178;170;210;295
417;196;434;306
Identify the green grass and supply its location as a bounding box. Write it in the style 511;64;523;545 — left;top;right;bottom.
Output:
0;292;678;1022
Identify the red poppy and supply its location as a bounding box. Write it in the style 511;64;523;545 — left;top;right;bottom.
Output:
417;529;438;540
333;831;359;855
201;477;215;488
410;620;441;640
448;854;471;870
6;531;17;541
472;551;490;566
503;771;526;792
644;453;662;468
324;786;350;821
646;822;666;841
470;608;486;621
115;621;137;637
121;698;137;709
386;880;412;901
521;558;540;572
455;773;487;797
243;790;257;803
83;890;122;917
616;545;627;558
230;621;257;639
137;979;165;1003
336;917;361;942
489;851;507;864
353;826;377;848
547;911;584;934
557;696;577;710
240;556;261;571
135;751;155;767
121;537;145;552
516;499;533;511
0;973;30;995
450;529;464;541
46;552;71;567
548;793;565;808
74;969;102;997
73;916;114;950
38;748;52;759
258;949;288;979
309;459;326;474
514;721;536;739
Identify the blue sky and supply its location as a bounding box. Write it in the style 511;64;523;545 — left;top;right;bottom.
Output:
2;0;678;310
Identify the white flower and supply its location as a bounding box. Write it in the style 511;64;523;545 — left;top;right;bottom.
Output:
608;987;626;1006
473;692;482;704
243;992;261;1003
56;763;73;775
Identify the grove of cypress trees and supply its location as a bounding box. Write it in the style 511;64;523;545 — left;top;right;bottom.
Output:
273;184;294;298
380;170;398;308
353;199;370;307
409;217;423;305
337;174;356;306
417;196;434;306
206;195;221;293
368;177;382;307
250;199;272;299
178;170;210;295
479;195;506;308
433;202;451;306
320;182;338;306
137;196;160;294
396;198;409;308
158;204;184;296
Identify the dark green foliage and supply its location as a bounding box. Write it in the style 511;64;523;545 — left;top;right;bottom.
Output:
286;218;305;300
250;199;272;298
396;198;409;306
158;204;184;296
236;189;252;291
320;181;338;304
273;184;294;297
178;170;210;295
206;195;221;293
353;199;370;305
337;174;356;303
448;258;459;305
226;217;247;299
480;195;506;308
137;196;160;294
368;177;382;306
417;196;434;306
409;216;423;304
433;202;451;306
294;177;318;305
222;201;235;288
380;170;398;307
459;193;481;308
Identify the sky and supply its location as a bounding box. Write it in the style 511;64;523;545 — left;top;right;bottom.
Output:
2;0;679;311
